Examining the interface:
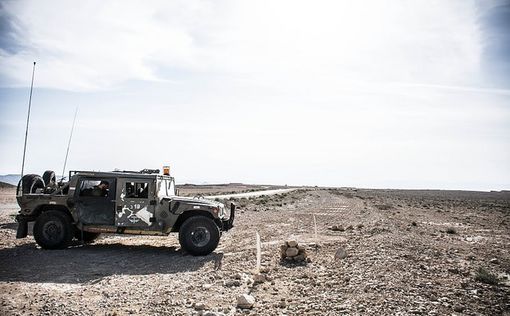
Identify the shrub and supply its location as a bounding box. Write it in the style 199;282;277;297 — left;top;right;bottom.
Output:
375;204;392;210
475;267;499;285
446;227;457;234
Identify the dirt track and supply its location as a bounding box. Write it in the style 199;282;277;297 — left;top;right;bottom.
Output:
0;187;509;315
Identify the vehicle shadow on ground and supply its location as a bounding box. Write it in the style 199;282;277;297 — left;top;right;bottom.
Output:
0;242;224;284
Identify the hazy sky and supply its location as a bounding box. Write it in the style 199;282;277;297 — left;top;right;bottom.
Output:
1;0;509;190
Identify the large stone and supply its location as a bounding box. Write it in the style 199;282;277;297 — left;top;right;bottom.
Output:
285;247;299;257
237;294;255;309
287;240;298;247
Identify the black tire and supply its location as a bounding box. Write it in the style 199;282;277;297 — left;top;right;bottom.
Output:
74;229;101;243
17;174;45;194
179;216;220;256
42;170;56;186
33;211;73;249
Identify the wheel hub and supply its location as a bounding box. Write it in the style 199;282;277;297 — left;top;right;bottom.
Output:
43;221;63;241
190;226;211;248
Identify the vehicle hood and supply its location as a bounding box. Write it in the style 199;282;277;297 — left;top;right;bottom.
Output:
163;196;222;207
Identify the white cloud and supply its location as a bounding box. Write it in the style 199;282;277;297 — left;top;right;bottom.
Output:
0;0;508;190
1;0;484;91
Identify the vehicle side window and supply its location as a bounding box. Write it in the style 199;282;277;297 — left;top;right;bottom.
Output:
157;180;168;198
125;182;149;199
79;179;111;197
168;180;175;196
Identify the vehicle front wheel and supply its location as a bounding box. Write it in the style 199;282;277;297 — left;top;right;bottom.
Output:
179;216;220;256
33;211;73;249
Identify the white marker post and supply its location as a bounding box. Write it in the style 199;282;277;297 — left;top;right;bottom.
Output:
313;214;318;245
255;231;261;273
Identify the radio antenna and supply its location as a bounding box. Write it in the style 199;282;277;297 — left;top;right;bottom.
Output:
61;106;79;181
20;61;36;178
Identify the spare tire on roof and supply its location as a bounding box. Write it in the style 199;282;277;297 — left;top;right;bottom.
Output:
17;174;45;194
42;170;56;186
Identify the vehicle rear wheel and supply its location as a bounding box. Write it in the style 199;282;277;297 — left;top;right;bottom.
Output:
33;211;73;249
74;229;101;243
179;216;220;256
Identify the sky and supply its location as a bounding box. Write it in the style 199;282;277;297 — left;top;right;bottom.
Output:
0;0;509;190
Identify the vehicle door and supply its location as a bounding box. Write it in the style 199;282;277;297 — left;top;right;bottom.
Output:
116;178;155;227
74;177;116;225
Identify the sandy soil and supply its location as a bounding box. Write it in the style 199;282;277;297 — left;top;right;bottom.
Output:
0;186;509;315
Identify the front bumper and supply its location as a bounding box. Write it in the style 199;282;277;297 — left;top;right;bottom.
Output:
221;203;235;231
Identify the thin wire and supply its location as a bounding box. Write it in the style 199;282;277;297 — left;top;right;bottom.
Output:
61;106;79;181
20;61;36;178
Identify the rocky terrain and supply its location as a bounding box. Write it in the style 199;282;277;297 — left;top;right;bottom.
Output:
0;185;509;315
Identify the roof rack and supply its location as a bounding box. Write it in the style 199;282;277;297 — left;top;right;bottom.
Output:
112;169;160;175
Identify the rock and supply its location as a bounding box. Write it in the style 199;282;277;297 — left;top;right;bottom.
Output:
280;245;288;257
453;305;464;312
203;312;225;316
334;248;347;260
237;294;255;309
224;280;241;287
308;242;320;248
253;274;266;284
286;247;299;257
330;225;344;231
194;302;208;311
287;240;298;247
294;254;305;261
490;258;499;264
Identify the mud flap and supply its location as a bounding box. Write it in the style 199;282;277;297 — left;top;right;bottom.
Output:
16;219;28;239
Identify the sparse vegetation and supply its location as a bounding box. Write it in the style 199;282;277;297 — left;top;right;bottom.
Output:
375;204;392;210
475;267;499;285
446;227;457;234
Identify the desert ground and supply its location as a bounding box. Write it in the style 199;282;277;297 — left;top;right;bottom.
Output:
0;184;509;315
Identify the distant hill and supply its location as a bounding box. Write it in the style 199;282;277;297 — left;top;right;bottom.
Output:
0;181;16;189
0;174;20;186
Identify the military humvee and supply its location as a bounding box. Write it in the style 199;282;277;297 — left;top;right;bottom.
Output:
15;169;235;256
